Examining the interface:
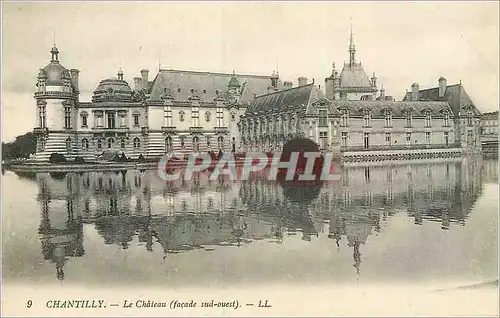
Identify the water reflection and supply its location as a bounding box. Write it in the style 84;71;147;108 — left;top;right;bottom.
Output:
32;157;493;281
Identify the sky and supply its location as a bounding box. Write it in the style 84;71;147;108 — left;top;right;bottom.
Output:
2;1;499;142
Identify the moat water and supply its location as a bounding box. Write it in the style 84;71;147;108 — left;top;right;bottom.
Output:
2;157;498;289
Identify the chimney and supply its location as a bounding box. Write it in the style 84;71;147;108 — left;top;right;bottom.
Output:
133;77;143;91
298;77;308;87
69;69;80;93
284;81;293;89
411;83;419;101
141;69;149;90
438;77;447;98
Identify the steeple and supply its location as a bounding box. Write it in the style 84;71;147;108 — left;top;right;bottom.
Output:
51;45;59;63
349;18;356;67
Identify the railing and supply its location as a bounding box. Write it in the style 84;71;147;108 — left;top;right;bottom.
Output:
341;143;461;152
214;126;228;132
189;127;204;133
91;127;130;133
33;127;48;134
162;126;177;132
34;91;74;98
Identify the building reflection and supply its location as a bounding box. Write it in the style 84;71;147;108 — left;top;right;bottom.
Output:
35;157;489;280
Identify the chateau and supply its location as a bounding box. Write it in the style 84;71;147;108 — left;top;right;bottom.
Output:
32;28;482;162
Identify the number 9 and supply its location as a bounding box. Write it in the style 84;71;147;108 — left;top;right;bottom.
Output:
27;300;32;308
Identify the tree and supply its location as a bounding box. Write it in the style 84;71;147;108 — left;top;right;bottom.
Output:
2;132;37;160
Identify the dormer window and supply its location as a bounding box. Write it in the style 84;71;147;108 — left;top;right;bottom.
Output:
384;110;392;128
341;109;349;127
319;109;328;127
177;88;181;93
362;110;371;127
203;89;207;94
443;112;450;127
425;111;432;127
467;110;473;126
405;110;412;128
191;88;194;93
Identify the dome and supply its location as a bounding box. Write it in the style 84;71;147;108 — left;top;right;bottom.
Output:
43;63;70;86
228;75;240;88
41;45;70;86
92;78;133;102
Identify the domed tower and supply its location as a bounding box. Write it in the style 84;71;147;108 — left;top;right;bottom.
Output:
227;71;241;104
33;45;79;162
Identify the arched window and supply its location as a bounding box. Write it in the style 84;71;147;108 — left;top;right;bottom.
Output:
133;137;141;149
108;138;114;148
230;112;236;122
180;137;185;148
165;136;172;151
80;111;88;128
97;138;102;149
65;137;72;152
179;111;185;122
217;136;224;150
193;136;200;151
120;138;126;149
205;111;211;122
81;138;89;150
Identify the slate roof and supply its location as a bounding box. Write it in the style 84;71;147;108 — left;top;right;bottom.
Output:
246;84;325;114
402;84;481;116
148;69;279;104
340;62;373;88
331;100;453;117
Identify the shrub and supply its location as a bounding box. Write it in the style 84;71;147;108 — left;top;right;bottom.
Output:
49;153;67;163
73;156;85;164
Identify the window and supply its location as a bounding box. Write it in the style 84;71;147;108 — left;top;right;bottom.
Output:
216;107;224;127
81;112;88;128
341;132;348;147
118;112;127;127
363;110;371;127
107;111;116;129
467;111;473;127
165;136;172;151
179;111;185;122
384;111;392;128
203;89;207;94
385;132;391;145
405;110;412;127
191;88;194;93
363;132;370;149
97;138;102;149
133;137;140;149
180;137;185;148
406;132;411;145
177;88;181;93
193;136;200;151
108;138;114;148
38;104;46;128
165;105;172;127
425;132;431;145
341;109;349;127
82;138;89;150
217;136;224;150
192;106;199;127
443;112;450;127
425;111;432;127
444;130;449;145
319;110;328;127
133;113;140;127
231;113;236;122
95;111;104;128
206;136;211;147
65;137;72;152
205;111;211;122
64;106;71;129
319;131;328;149
120;138;126;149
39;138;46;151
